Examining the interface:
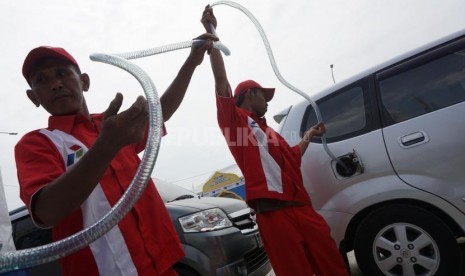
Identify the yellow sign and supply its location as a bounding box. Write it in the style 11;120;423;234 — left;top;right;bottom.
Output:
202;171;241;193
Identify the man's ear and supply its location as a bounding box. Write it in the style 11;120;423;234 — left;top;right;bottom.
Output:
245;89;255;100
26;89;40;107
80;73;90;92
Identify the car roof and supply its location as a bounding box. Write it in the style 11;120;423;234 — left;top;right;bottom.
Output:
300;28;465;106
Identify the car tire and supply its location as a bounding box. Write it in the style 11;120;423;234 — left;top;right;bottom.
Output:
354;204;461;276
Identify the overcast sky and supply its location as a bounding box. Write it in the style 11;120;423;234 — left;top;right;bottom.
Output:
1;0;464;211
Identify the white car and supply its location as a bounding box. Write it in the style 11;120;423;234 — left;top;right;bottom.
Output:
276;28;465;276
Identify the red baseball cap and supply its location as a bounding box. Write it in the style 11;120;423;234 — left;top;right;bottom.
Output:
234;80;275;102
22;46;80;80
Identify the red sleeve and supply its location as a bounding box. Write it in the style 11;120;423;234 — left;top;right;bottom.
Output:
215;85;235;127
15;131;65;224
215;86;253;174
215;85;249;146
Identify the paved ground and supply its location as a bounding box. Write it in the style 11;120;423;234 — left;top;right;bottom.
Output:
265;251;363;276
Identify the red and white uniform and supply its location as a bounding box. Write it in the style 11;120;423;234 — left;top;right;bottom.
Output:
216;92;312;206
15;113;183;276
216;91;349;276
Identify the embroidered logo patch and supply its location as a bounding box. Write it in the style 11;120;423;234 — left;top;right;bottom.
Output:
67;145;85;166
249;120;259;128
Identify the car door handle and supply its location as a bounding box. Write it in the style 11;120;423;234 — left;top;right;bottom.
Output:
399;131;429;148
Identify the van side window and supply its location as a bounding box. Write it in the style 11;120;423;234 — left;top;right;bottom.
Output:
301;82;368;142
12;216;52;249
379;49;465;125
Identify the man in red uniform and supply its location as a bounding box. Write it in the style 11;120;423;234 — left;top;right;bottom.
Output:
201;6;349;276
15;34;216;276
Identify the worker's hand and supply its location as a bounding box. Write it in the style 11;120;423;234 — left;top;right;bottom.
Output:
101;93;148;151
303;122;326;141
201;5;217;33
188;33;218;64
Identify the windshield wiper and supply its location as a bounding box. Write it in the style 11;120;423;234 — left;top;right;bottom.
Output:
168;194;195;202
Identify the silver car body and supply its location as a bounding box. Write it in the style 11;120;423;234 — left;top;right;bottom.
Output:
276;28;465;275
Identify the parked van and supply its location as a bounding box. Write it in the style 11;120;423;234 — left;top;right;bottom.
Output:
275;29;465;276
8;179;271;276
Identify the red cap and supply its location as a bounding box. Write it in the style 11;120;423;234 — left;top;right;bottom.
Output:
234;80;275;102
22;46;80;80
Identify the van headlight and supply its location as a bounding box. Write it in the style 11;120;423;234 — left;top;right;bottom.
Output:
178;208;233;233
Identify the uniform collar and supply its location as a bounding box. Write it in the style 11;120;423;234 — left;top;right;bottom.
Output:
242;108;268;126
48;113;104;133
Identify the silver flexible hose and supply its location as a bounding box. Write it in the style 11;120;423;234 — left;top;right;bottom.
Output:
211;1;340;163
115;39;230;60
0;1;340;271
0;40;229;272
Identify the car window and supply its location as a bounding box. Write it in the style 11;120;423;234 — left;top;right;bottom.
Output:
300;80;369;142
379;48;465;125
12;215;52;249
9;211;64;275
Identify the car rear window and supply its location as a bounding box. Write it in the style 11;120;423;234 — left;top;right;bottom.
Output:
301;84;368;142
379;48;465;125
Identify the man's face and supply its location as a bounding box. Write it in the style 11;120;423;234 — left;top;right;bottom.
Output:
250;88;268;117
27;58;89;116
